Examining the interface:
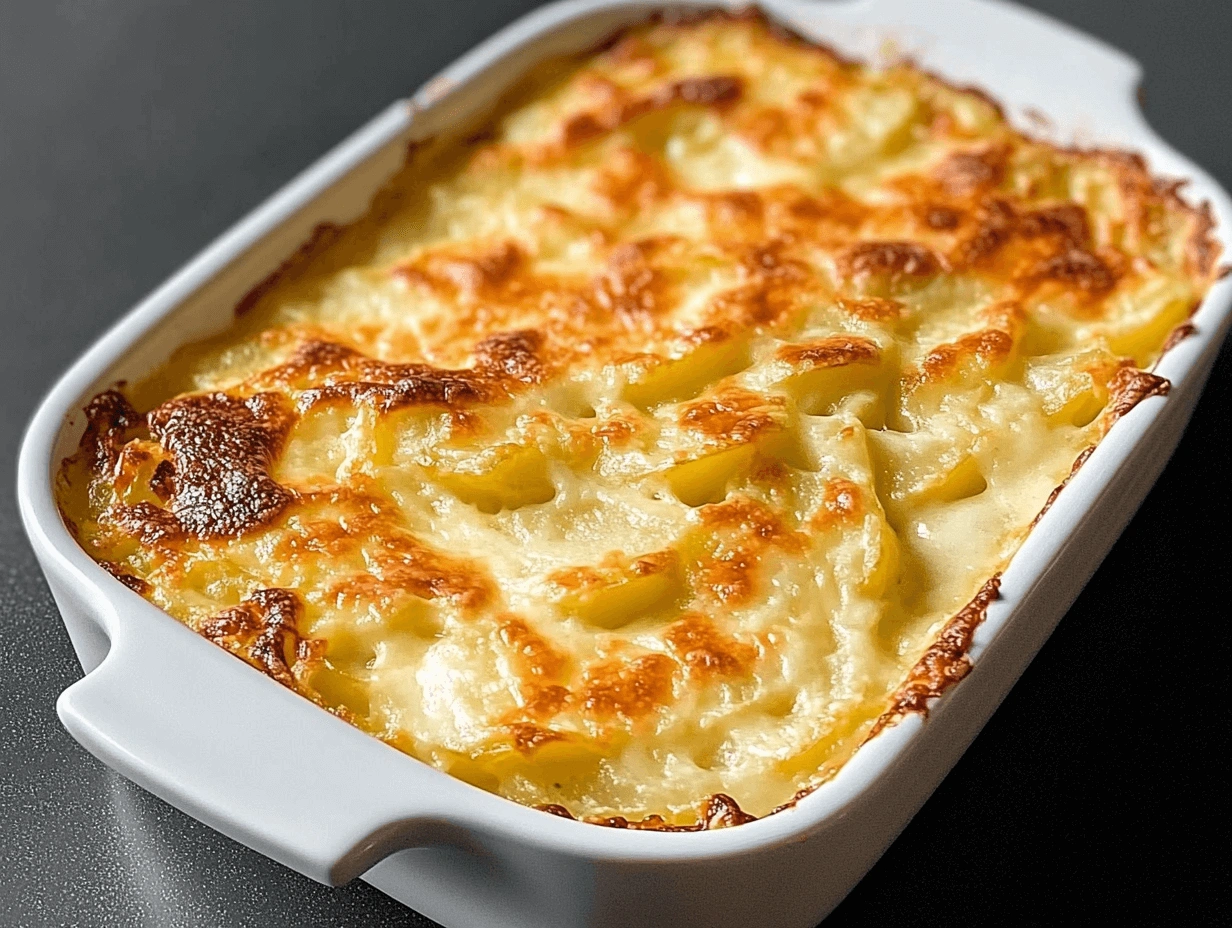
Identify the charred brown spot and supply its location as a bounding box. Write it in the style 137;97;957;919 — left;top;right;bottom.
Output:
277;486;493;612
811;478;863;530
593;242;666;320
1187;202;1222;278
1018;204;1091;244
870;575;1001;736
700;792;758;828
535;803;577;820
473;330;545;383
1031;247;1119;296
582;791;757;831
75;390;144;474
408;241;526;299
200;588;304;688
519;684;572;720
699;494;799;542
952;199;1016;267
678;387;785;443
109;503;182;545
590;146;671;209
118;392;296;541
561;74;743;148
508;722;568;754
923;205;962;230
149;459;176;502
709;237;812;324
562;112;607;147
1104;365;1170;426
909;327;1016;390
585;812;697;831
499;615;568;680
842;241;941;281
693;496;805;605
451;240;523;292
294;330;545;413
333;534;493;611
705;191;764;227
663;75;743;107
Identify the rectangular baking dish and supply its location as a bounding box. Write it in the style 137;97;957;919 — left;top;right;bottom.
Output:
17;1;1232;926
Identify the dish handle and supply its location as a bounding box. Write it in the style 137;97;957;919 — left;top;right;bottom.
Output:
55;599;465;886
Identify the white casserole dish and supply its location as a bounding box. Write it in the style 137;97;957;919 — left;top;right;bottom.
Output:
17;0;1232;925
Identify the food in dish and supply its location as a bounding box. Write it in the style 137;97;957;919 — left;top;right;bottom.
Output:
56;9;1220;827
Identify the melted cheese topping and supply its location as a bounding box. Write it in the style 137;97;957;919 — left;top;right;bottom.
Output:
57;11;1220;826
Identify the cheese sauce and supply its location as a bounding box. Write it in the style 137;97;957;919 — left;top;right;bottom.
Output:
57;10;1220;826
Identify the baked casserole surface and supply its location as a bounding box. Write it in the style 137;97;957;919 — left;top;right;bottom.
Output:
57;10;1221;827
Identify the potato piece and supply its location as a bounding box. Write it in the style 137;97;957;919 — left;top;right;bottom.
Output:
868;429;986;510
666;445;756;507
553;551;682;630
1103;277;1193;367
773;335;888;423
928;454;988;502
308;663;370;719
623;336;751;410
1024;348;1119;427
433;445;556;513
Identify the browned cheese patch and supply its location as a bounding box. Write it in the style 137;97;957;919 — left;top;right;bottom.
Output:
869;575;1001;737
285;330;545;414
200;588;305;688
112;392;296;543
663;612;758;679
581;652;677;724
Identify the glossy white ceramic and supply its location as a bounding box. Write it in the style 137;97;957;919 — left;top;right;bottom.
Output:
18;2;1232;926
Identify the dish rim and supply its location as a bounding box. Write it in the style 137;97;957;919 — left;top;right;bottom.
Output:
17;0;1232;868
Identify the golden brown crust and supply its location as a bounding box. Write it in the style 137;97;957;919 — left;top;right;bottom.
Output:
678;387;785;444
869;576;1002;738
73;389;145;475
693;495;807;606
287;330;546;413
582;652;677;723
54;6;1223;831
1103;365;1171;427
932;146;1008;198
663;613;757;680
810;478;864;531
113;392;296;541
841;241;943;283
775;335;881;369
200;588;304;687
1031;446;1096;528
561;74;744;149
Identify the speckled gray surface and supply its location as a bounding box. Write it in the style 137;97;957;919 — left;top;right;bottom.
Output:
2;2;1228;925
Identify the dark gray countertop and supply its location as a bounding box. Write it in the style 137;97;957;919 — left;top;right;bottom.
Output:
2;2;1227;925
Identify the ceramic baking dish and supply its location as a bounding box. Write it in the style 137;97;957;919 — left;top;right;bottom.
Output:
18;1;1232;925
